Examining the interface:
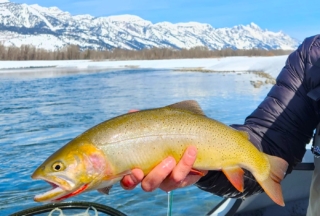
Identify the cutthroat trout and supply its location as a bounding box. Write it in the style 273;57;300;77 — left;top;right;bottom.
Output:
32;100;288;206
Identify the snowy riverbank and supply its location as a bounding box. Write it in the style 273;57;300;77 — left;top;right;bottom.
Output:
0;55;288;79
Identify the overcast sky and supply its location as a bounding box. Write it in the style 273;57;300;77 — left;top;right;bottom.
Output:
13;0;320;41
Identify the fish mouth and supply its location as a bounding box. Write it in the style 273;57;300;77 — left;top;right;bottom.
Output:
32;175;87;202
34;180;66;202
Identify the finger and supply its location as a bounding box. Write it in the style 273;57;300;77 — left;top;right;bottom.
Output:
159;146;197;191
120;169;144;190
171;146;197;181
141;156;176;192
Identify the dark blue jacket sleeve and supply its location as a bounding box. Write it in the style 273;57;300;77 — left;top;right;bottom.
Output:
196;35;320;198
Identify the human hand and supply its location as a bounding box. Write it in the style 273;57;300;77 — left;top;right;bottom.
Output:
120;146;208;192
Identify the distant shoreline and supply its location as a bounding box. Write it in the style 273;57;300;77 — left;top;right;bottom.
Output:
173;67;276;88
0;66;121;78
0;65;57;71
0;56;288;83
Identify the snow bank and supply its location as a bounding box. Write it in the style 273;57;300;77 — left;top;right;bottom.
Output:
0;55;288;78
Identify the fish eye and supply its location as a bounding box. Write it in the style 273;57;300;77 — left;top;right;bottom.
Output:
52;161;65;172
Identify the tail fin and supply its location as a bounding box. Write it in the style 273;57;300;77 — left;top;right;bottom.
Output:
258;154;288;207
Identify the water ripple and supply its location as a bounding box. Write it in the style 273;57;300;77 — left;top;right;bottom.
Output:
0;69;271;215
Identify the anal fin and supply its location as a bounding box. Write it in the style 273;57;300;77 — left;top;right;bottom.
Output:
222;166;244;192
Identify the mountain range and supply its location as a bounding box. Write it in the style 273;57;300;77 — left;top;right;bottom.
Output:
0;0;300;51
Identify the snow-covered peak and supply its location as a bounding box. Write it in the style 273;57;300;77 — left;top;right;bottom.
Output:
107;14;145;21
106;14;152;25
73;14;94;20
0;1;300;51
48;6;61;11
29;4;45;11
176;21;209;27
30;4;70;17
249;22;260;29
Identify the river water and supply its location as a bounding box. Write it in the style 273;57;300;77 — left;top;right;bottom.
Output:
0;69;272;215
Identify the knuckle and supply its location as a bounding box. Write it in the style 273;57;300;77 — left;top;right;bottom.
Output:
170;172;185;184
141;182;155;192
182;158;194;167
182;154;196;167
161;157;176;172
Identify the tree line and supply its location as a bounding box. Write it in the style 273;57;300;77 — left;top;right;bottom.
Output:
0;44;293;61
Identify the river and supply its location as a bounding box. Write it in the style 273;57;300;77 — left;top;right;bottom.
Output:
0;68;272;215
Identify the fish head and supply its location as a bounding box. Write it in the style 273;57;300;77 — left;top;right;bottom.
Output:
32;140;112;202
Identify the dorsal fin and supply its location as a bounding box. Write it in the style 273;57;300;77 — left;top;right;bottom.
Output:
239;130;250;140
167;100;205;115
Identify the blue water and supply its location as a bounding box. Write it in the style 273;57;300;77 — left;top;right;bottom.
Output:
0;69;272;215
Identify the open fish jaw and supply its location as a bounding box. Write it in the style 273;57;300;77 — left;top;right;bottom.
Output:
32;173;78;202
34;180;67;202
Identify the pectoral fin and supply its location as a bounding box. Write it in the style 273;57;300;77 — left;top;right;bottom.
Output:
189;168;205;176
222;166;244;192
97;186;113;195
99;170;132;195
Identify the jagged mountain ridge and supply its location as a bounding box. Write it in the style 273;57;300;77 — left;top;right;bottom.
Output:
0;0;300;50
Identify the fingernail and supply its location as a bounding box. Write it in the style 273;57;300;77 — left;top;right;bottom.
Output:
162;157;175;169
187;148;197;157
121;179;133;189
